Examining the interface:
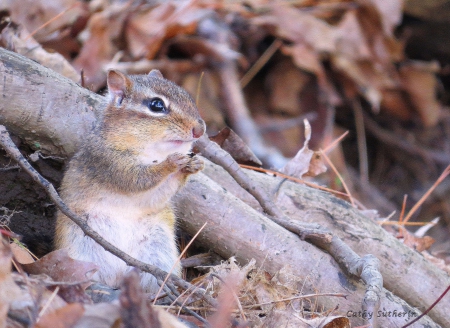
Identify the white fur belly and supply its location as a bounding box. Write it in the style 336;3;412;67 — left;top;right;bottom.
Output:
66;209;179;293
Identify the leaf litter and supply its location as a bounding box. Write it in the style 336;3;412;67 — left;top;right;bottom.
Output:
1;0;450;326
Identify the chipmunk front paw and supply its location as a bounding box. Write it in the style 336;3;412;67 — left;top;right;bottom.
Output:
182;155;204;174
167;153;191;171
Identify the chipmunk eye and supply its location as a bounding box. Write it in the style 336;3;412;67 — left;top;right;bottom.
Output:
144;98;167;114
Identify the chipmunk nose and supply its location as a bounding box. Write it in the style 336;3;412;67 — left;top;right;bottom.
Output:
192;119;205;139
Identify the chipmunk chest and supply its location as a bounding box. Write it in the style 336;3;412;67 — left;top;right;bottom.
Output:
87;189;165;221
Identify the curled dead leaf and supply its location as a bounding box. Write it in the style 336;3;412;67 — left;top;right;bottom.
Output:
35;303;84;328
281;119;326;178
208;127;262;166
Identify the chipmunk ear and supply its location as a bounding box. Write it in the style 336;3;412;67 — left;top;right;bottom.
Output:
148;69;163;79
107;70;133;106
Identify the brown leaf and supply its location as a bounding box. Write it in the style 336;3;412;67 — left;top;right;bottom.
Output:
281;120;326;178
331;56;397;111
304;151;327;178
125;3;211;59
400;227;436;252
22;249;98;284
380;89;412;121
265;58;309;116
253;5;336;52
71;302;121;328
22;249;98;303
0;238;25;328
10;242;34;265
6;0;86;42
209;127;262;166
399;61;441;127
72;2;130;90
120;269;188;328
35;303;84;328
334;10;372;60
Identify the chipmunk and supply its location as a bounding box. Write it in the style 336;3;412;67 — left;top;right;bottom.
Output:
55;69;205;294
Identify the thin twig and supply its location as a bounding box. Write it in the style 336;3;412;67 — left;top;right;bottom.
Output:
238;164;350;198
322;131;349;153
380;221;437;226
403;165;450;223
153;222;208;304
175;280;206;316
240;39;282;88
320;149;356;208
195;71;205;107
399;194;408;223
364;113;450;165
401;285;450;328
243;292;347;309
37;286;60;320
24;4;79;41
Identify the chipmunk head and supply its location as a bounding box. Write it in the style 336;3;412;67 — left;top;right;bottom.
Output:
102;69;205;164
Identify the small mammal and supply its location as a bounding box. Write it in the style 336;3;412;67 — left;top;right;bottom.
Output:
55;69;205;293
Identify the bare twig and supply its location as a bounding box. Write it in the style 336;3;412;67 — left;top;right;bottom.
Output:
240;39;282;88
0;125;217;324
322;130;349;153
244;292;347;309
320;149;356;208
402;165;450;223
24;3;80;41
153;222;207;304
401;285;450;328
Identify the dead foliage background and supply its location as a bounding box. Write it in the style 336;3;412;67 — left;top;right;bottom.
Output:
1;0;450;327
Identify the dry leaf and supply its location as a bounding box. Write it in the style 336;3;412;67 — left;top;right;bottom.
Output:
35;303;84;328
120;269;189;328
304;151;327;178
303;315;350;328
10;242;34;265
399;61;441;127
0;238;25;328
400;227;436;252
368;0;404;36
72;302;121;328
281;120;326;178
266;58;311;116
380;89;412;120
5;0;85;42
23;249;98;303
72;2;129;90
22;249;98;284
125;2;210;59
209;127;262;166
